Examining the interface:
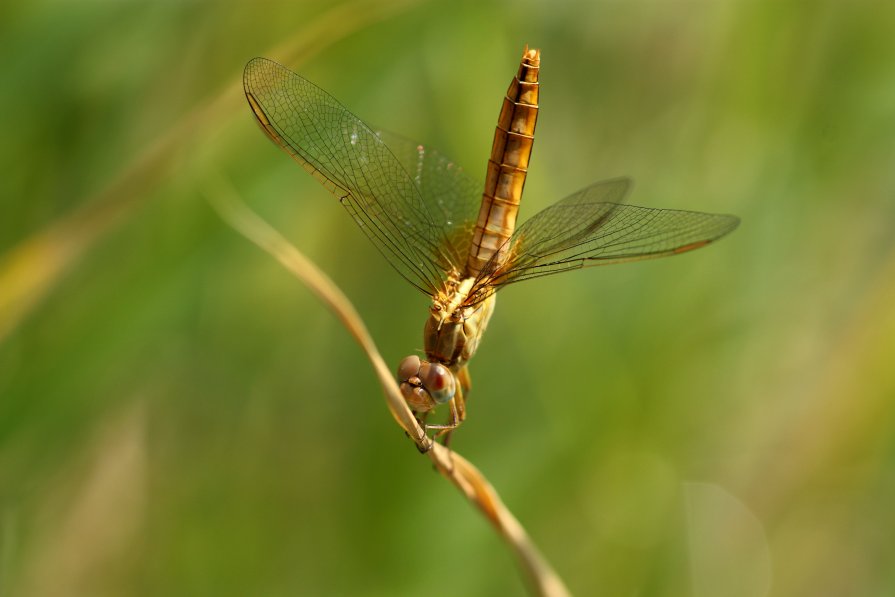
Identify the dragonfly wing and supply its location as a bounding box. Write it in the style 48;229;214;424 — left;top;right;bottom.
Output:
374;130;482;269
475;177;739;291
243;57;458;296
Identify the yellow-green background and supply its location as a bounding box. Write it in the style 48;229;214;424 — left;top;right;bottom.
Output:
2;1;894;595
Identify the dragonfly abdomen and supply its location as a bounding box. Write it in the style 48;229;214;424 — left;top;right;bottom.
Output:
465;46;540;278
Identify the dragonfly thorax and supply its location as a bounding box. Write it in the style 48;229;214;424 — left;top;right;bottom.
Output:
430;276;476;326
424;277;495;370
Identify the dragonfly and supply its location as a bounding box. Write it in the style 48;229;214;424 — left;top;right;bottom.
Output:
243;46;739;442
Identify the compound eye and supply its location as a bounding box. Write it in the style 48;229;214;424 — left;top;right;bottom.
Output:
418;362;456;405
397;355;422;381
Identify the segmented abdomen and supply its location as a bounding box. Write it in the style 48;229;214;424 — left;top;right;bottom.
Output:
465;47;540;278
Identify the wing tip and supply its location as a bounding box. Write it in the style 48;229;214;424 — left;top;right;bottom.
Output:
243;56;269;91
674;213;741;254
244;56;268;74
717;213;742;237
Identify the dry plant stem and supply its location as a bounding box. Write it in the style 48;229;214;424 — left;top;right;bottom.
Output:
207;181;572;597
426;446;572;597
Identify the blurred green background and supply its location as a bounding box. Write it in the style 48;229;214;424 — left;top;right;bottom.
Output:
2;0;895;595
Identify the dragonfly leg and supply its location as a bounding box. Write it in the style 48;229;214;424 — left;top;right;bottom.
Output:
423;392;462;434
429;377;470;446
424;383;464;429
438;366;471;447
456;365;471;402
435;399;462;447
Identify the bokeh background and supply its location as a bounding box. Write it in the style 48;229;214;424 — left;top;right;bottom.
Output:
2;1;894;595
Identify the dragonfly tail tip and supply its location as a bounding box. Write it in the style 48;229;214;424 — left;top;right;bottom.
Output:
522;45;541;64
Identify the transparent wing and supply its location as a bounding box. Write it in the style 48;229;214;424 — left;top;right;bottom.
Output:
472;177;740;297
373;130;482;270
243;57;464;295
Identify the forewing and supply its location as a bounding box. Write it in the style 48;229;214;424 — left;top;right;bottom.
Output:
243;57;457;295
374;130;482;269
474;177;739;293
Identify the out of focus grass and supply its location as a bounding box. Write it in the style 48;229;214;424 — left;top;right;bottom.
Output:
2;1;894;596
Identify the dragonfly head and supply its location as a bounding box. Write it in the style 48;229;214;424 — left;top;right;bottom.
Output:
397;355;456;411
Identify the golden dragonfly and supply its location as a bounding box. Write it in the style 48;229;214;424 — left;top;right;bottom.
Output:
243;46;739;441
